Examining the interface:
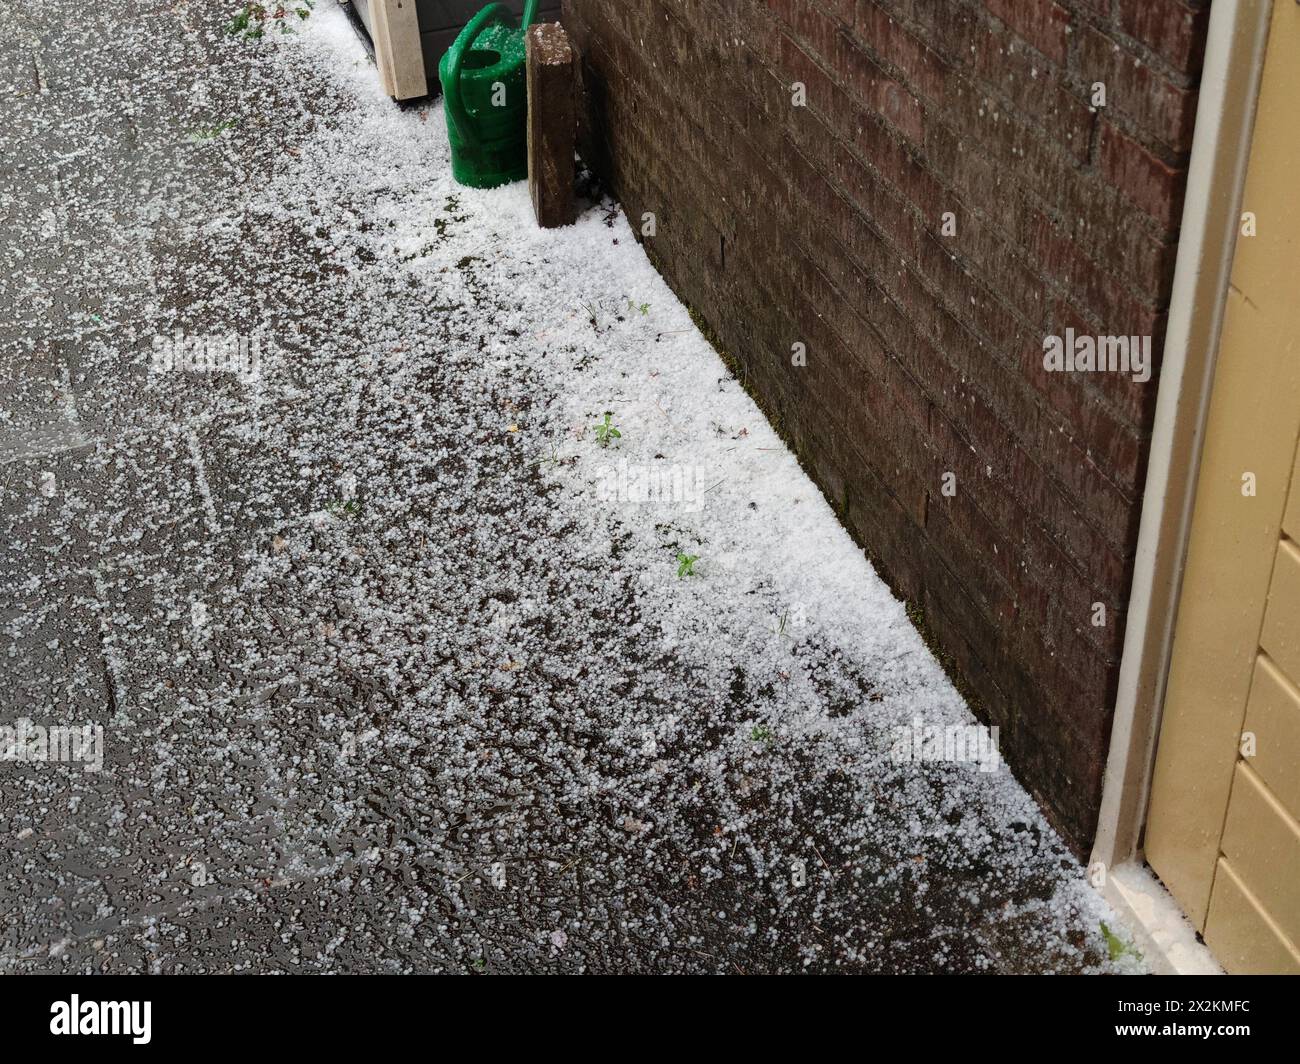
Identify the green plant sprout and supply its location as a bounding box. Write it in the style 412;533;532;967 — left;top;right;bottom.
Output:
189;119;238;141
227;1;314;40
594;412;621;447
1099;921;1142;963
750;725;773;743
676;552;699;578
627;298;649;315
327;499;360;519
523;443;564;474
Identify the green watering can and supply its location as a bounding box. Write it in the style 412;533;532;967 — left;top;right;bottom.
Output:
439;1;539;189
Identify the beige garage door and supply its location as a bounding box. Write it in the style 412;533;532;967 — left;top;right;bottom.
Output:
1144;0;1300;975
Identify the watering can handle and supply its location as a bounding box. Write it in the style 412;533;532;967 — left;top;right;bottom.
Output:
445;3;510;148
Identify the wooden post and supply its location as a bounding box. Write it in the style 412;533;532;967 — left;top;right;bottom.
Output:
368;0;428;102
526;23;576;229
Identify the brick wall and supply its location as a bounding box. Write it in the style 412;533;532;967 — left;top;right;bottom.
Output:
562;0;1210;853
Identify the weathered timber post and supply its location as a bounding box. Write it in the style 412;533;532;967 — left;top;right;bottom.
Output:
526;23;576;228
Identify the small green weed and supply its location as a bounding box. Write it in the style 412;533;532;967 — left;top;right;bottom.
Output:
594;412;621;448
327;499;360;519
189;118;238;141
1099;921;1142;963
227;1;315;40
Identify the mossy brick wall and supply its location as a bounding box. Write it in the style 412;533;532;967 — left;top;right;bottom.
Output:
561;0;1211;853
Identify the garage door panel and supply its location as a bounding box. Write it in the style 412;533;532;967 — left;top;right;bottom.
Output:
1204;859;1300;975
1284;443;1300;542
1261;539;1300;683
1242;655;1300;822
1219;762;1300;950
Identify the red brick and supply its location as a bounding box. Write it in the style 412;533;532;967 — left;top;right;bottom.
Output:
1076;23;1200;153
1099;121;1187;228
984;0;1071;65
1116;0;1209;75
